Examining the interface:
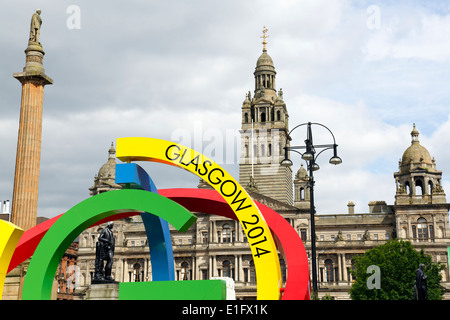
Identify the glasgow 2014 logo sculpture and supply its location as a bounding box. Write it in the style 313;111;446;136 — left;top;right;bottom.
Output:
0;137;310;300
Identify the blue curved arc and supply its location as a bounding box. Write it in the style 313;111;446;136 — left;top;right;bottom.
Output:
115;163;175;281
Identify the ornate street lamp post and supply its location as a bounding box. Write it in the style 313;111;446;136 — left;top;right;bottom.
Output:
281;122;342;295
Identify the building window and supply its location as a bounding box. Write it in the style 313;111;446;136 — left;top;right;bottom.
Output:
277;110;281;121
133;263;142;282
405;182;411;195
181;262;190;280
223;260;232;278
325;259;334;282
222;224;232;243
244;113;249;123
412;225;417;239
350;259;357;281
249;260;256;284
261;112;266;123
202;232;208;243
417;217;428;240
415;179;424;195
300;229;307;242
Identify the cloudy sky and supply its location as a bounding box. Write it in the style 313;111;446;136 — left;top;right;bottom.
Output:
2;0;450;218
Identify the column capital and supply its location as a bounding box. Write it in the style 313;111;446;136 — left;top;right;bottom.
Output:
13;71;53;86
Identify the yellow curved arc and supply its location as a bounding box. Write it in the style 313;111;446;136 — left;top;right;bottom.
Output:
0;220;24;300
116;137;281;300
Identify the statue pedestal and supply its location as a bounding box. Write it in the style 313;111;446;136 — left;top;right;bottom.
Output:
85;283;119;300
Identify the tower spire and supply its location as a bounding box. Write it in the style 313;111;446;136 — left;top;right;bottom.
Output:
261;26;269;52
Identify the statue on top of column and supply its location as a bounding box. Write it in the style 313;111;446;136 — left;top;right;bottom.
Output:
29;9;42;45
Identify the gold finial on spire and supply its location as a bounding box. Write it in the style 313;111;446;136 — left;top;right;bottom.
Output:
261;26;269;51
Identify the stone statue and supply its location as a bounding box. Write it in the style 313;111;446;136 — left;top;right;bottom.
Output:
414;264;428;300
362;229;370;241
29;9;42;45
93;221;116;283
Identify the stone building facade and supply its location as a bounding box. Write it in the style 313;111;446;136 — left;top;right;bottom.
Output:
76;43;450;300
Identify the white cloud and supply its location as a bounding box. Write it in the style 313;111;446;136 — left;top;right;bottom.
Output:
364;5;450;62
2;1;450;219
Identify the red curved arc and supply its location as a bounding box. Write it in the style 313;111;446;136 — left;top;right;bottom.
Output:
159;188;310;300
8;188;310;300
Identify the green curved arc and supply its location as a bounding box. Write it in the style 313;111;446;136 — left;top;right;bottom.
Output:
21;189;197;300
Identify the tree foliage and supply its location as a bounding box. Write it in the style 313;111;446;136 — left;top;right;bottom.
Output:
349;239;445;300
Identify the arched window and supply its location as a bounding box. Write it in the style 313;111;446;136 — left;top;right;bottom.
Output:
268;144;272;156
415;179;424;195
325;259;334;282
428;180;433;194
405;182;411;195
181;261;190;280
261;112;266;123
300;187;305;200
244;113;249;123
277;110;281;121
223;260;232;278
133;263;142;282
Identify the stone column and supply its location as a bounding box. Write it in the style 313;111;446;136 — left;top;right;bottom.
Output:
11;39;53;231
342;253;348;282
338;254;342;282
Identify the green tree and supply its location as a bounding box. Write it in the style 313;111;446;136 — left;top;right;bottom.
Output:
349;239;445;300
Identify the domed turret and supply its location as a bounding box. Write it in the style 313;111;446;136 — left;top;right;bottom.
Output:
253;27;277;100
399;124;435;174
98;143;117;179
294;164;310;209
89;142;122;196
394;124;445;205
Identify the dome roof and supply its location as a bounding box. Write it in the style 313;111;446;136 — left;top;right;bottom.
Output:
401;143;432;166
401;124;432;166
256;50;274;68
295;164;308;180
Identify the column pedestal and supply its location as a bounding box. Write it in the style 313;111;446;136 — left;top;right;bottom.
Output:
85;283;119;300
